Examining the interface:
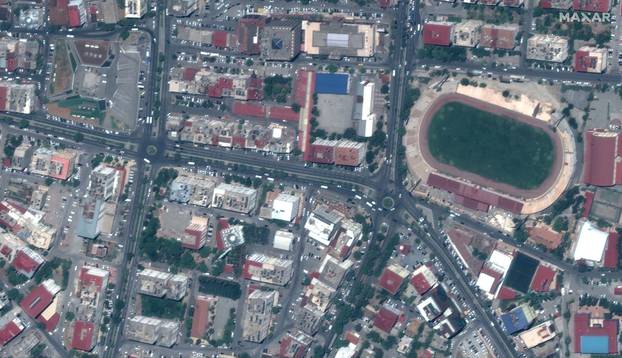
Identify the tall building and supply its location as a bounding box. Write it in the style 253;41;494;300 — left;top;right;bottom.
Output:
271;193;300;222
89;165;118;200
211;183;258;214
181;216;208;250
243;253;293;286
137;269;189;300
68;0;87;27
302;20;378;59
29;148;78;180
260;19;302;61
75;198;105;239
242;290;278;342
125;0;147;18
168;0;198;16
126;316;180;347
357;81;376;137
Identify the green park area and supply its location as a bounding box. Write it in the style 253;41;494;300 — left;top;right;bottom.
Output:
56;96;106;122
427;101;555;190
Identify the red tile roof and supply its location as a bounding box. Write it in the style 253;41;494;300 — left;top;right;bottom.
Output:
373;306;400;333
427;173;524;213
583;130;622;187
480;26;517;49
497;286;517;300
79;267;106;292
423;23;453;46
212;31;229;48
378;267;406;295
0;86;7;111
446;227;485;275
268;106;299;122
334;146;363;167
530;265;556;292
12;250;42;277
71;321;95;352
68;5;82;28
38;312;60;332
191;296;210;339
232;101;266;118
615;286;622;295
214;218;229;251
574;50;600;73
454;194;490;212
308;143;335;164
539;0;572;8
50;154;73;180
20;285;54;318
182;68;199;81
583;191;595;218
236;17;264;54
410;272;433;295
0;320;22;346
603;233;619;269
573;0;610;12
527;226;563;250
294;70;312;106
574;313;619;354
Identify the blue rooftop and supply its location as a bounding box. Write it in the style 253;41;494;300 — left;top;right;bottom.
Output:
500;309;529;335
314;73;349;94
580;336;609;354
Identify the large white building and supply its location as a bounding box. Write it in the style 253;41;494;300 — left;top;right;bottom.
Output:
89;165;118;201
125;0;148;18
357;81;376;138
573;220;609;265
273;230;295;251
303;205;344;246
211;183;258;214
271;193;300;222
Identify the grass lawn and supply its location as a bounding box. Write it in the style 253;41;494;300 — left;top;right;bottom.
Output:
56;96;106;122
427;101;555;189
140;295;186;319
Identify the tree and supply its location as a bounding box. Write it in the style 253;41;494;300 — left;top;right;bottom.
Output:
7;267;28;286
65;311;75;321
198;276;241;300
514;227;528;243
140;295;186;319
313;346;326;358
7;288;22;302
552;216;569;232
18;119;29;129
460;78;470;86
73;132;84;142
343;128;357;139
210;259;225;276
502;90;511;97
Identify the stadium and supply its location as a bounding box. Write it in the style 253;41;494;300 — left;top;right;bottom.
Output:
404;90;576;215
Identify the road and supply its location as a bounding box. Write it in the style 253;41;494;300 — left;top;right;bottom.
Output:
13;2;622;357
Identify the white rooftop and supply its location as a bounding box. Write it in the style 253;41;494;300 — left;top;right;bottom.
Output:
488;249;513;274
573;220;608;263
476;272;496;294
